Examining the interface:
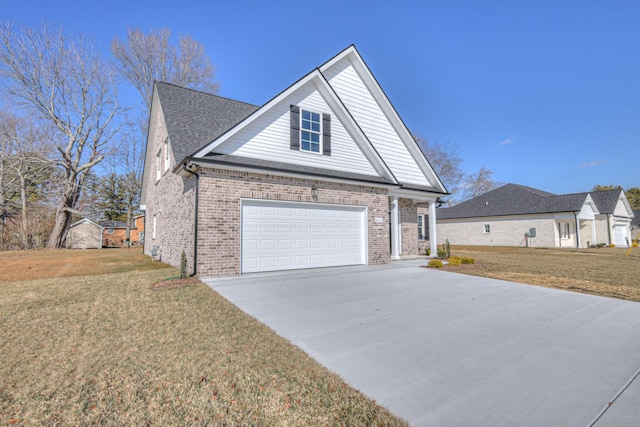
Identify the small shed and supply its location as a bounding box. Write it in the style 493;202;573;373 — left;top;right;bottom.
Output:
66;218;103;249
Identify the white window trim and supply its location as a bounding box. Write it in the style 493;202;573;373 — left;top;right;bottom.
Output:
417;214;425;240
164;138;170;172
152;215;157;240
300;109;322;154
156;150;162;181
560;222;570;239
484;224;491;234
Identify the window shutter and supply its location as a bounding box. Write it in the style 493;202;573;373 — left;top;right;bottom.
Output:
290;105;300;150
322;113;331;156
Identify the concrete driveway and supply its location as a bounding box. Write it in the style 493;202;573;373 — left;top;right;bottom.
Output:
204;260;640;426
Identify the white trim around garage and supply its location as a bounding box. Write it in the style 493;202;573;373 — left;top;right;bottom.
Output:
240;199;368;274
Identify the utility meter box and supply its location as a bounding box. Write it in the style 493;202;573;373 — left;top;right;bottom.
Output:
529;228;536;238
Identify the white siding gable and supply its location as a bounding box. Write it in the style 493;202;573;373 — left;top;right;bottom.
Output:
614;195;632;217
214;79;379;176
323;56;434;187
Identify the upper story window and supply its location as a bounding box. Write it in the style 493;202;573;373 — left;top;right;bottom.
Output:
164;138;170;172
301;109;321;153
156;150;162;181
290;105;331;156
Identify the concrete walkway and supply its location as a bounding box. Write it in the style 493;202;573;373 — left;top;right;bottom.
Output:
204;261;640;426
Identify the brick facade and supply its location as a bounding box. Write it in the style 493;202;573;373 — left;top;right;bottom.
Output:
399;198;419;256
102;216;145;247
417;205;430;255
143;98;426;277
196;168;391;277
142;103;196;273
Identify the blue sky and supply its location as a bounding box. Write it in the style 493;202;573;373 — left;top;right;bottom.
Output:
2;0;639;194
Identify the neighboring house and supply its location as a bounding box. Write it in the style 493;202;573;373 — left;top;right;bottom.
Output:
134;214;145;244
630;210;640;242
590;191;635;247
140;45;448;277
632;210;640;230
99;215;145;247
437;184;634;248
66;218;103;249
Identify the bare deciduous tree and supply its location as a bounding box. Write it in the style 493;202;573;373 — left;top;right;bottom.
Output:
111;27;218;244
0;110;53;248
94;121;145;246
112;27;219;111
414;134;466;203
415;133;499;204
0;22;123;248
462;166;499;200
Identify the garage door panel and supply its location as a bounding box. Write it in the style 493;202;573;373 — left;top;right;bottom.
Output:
614;224;629;247
261;222;276;233
242;200;366;273
261;239;276;250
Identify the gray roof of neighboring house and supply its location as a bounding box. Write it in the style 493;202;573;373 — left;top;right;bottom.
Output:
632;210;640;228
437;184;595;219
155;82;259;163
588;190;625;215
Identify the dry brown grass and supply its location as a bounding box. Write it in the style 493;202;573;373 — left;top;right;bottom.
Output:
0;249;407;426
0;248;168;282
444;246;640;302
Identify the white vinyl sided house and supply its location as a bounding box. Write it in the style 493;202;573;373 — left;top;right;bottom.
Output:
437;184;634;248
140;45;448;277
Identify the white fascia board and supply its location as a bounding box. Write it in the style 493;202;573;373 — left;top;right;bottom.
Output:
620;192;634;216
140;86;161;205
321;46;449;195
315;72;397;183
183;158;397;190
191;69;395;184
389;187;443;202
191;71;320;157
584;194;600;215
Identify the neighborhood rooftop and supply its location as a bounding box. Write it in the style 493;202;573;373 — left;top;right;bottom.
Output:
437;184;628;219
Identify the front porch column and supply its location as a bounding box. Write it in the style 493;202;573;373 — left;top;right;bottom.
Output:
429;200;438;257
575;215;582;248
390;195;400;260
591;220;597;247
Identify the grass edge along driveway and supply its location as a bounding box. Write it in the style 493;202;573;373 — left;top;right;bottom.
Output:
442;245;640;302
0;249;407;426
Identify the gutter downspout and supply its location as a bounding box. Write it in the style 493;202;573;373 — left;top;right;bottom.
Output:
574;212;581;248
183;163;200;276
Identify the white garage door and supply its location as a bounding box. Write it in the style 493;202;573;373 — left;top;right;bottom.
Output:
241;200;366;273
614;224;629;247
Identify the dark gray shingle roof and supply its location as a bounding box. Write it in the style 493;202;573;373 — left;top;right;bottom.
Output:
155;82;259;162
438;184;592;219
589;190;624;215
